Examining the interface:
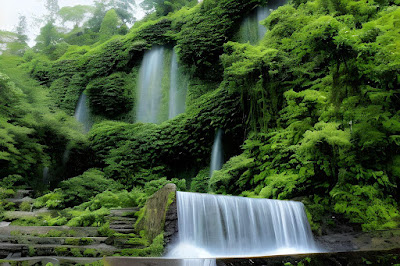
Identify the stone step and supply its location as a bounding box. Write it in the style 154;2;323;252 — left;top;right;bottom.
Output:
0;243;117;258
0;236;107;246
15;190;33;198
111;228;136;234
110;219;136;225
4;197;34;207
0;226;99;237
0;243;27;258
109;208;139;217
110;224;134;230
108;217;137;222
2;256;102;266
3;208;50;221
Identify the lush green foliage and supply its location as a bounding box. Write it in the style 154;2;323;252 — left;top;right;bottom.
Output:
141;0;197;16
86;72;134;117
88;88;244;185
0;57;86;188
211;0;400;231
34;169;122;208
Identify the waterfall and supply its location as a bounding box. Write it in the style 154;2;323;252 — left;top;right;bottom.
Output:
75;93;93;133
63;92;92;167
42;166;49;185
168;47;188;119
210;129;224;176
169;192;317;261
136;47;165;123
239;0;287;44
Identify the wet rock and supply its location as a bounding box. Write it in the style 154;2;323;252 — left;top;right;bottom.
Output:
135;183;177;243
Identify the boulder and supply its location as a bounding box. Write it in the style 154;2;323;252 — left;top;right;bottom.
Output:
135;183;177;243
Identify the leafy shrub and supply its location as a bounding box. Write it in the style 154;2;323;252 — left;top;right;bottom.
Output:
59;169;121;207
190;168;210;193
33;190;64;209
0;188;15;199
97;222;115;237
86;72;134;117
331;184;400;231
78;188;145;211
66;208;109;227
19;201;31;212
0;175;25;189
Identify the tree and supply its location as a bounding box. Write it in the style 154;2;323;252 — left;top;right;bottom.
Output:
45;0;60;22
140;0;197;16
59;5;94;28
99;9;122;38
109;0;136;24
35;22;60;49
15;15;28;44
85;1;107;32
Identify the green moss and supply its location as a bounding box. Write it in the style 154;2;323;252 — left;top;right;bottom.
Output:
28;246;36;257
134;207;146;228
117;232;164;257
55;247;69;256
71;247;83;257
97;222;115;237
125;237;149;247
83;248;99;257
64;237;93;246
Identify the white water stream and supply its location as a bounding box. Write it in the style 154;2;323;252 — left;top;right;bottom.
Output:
168;192;318;265
136;47;165;123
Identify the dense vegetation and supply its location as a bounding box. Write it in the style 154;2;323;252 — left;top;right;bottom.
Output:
0;0;399;257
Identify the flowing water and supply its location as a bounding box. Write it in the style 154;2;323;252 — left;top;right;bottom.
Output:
209;129;224;176
74;93;93;133
169;47;188;119
168;192;318;264
239;0;288;44
136;47;165;123
42;166;50;185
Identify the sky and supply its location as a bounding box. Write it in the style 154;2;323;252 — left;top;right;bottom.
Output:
0;0;145;46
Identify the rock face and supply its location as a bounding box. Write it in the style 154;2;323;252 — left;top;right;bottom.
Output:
135;183;178;244
164;195;178;246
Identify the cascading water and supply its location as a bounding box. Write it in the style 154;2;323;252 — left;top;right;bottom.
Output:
168;192;318;263
209;129;224;176
63;92;92;167
239;0;287;44
42;166;49;185
168;47;188;119
74;93;93;133
136;47;165;123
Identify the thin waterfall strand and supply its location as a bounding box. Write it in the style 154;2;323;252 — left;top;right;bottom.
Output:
136;47;165;123
75;93;93;133
239;0;287;44
169;47;188;119
210;129;224;176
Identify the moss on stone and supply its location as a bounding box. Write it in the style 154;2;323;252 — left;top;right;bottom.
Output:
135;183;176;242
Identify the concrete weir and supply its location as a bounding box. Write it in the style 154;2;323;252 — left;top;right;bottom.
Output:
103;249;400;266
